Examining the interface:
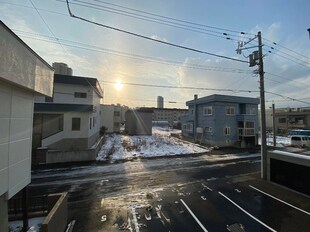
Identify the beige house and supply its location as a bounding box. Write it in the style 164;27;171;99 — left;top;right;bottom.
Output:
0;21;54;231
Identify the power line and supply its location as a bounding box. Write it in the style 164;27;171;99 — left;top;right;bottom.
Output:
90;0;251;36
64;0;249;42
15;29;252;74
265;91;310;106
100;80;259;93
65;0;249;64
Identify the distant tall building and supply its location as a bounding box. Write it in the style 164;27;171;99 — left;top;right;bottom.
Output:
157;96;164;108
52;62;73;76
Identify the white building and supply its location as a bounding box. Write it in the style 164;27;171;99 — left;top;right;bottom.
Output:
0;21;54;231
100;104;122;133
33;74;103;154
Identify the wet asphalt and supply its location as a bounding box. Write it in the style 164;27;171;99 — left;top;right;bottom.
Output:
29;152;310;232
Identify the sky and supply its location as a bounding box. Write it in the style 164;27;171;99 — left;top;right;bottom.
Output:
1;0;310;109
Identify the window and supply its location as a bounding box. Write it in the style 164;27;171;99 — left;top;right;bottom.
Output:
249;107;256;115
89;118;92;129
74;92;87;98
224;126;230;136
279;118;286;123
72;118;81;131
245;121;254;128
190;109;194;115
45;96;53;102
114;111;121;117
183;123;193;132
114;122;120;128
203;106;212;116
205;127;213;133
225;107;235;115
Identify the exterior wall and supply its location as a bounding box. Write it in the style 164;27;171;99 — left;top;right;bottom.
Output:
125;111;152;135
0;80;34;198
0;23;53;97
152;108;187;125
100;105;121;133
41;111;90;150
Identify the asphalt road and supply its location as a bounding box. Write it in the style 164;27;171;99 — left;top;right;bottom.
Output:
29;152;310;232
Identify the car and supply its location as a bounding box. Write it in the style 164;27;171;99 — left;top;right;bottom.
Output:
290;135;310;148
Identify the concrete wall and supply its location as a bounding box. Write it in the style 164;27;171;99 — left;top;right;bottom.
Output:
44;136;103;163
42;193;68;232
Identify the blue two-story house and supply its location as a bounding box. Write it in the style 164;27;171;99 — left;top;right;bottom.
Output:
181;94;260;147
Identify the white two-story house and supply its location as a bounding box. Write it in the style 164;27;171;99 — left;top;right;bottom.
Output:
33;74;103;162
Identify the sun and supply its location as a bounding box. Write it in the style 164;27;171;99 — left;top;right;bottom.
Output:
114;79;123;91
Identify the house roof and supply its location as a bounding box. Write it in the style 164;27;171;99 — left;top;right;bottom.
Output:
54;74;103;98
186;94;260;106
34;103;93;112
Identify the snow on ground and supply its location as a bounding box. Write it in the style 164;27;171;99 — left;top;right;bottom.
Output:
97;127;209;161
262;135;291;147
9;217;44;232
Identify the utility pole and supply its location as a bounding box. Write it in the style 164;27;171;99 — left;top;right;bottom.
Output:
237;31;267;180
272;103;276;147
258;31;267;180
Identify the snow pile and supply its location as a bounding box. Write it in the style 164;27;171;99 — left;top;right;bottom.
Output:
266;136;291;147
97;128;208;161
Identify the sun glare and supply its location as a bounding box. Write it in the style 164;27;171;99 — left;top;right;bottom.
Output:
114;80;123;91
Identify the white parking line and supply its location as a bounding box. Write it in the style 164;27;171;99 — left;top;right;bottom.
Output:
218;192;277;232
249;185;310;216
180;199;208;232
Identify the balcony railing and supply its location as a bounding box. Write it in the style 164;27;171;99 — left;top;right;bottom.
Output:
238;128;255;136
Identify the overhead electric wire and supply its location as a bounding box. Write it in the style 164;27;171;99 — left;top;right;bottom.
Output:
14;29;253;74
264;37;310;61
65;0;249;64
100;80;259;93
64;0;249;41
90;0;252;36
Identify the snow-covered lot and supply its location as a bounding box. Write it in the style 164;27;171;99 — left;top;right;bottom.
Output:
96;127;209;161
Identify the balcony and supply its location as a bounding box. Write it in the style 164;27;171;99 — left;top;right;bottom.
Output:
238;128;255;137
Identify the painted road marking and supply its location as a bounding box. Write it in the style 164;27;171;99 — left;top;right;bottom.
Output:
180;199;208;232
218;192;277;232
249;185;310;216
131;207;140;232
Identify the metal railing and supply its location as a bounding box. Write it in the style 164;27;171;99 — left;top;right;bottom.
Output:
8;195;48;216
238;128;255;136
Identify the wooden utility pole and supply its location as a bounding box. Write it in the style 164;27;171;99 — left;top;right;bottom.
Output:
258;31;267;180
